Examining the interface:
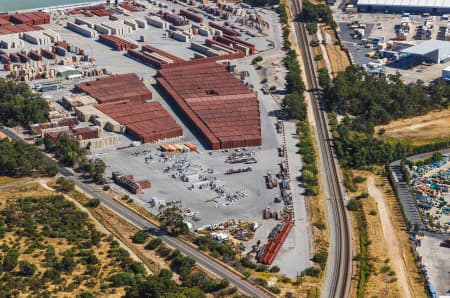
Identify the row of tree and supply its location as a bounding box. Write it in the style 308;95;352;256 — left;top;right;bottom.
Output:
276;4;308;121
0;138;57;177
0;78;49;127
44;133;106;183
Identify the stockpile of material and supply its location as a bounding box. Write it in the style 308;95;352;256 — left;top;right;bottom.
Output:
157;61;261;149
208;22;239;36
180;9;203;23
97;101;182;143
257;217;293;265
213;35;255;56
112;172;151;194
0;24;42;36
9;12;50;25
98;34;138;51
75;73;152;104
127;44;185;69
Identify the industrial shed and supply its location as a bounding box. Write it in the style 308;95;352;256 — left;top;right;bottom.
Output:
401;40;450;63
357;0;450;14
157;61;261;150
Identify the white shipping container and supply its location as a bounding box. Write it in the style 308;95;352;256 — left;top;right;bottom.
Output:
443;66;450;80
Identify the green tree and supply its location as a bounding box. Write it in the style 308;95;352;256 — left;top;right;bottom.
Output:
0;78;49;126
131;230;150;244
318;68;331;88
2;249;19;271
55;177;75;193
18;261;37;276
282;92;307;120
159;208;189;236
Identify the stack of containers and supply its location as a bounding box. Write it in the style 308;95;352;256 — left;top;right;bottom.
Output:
98;34;138;51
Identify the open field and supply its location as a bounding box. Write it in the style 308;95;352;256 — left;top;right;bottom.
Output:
375;109;450;145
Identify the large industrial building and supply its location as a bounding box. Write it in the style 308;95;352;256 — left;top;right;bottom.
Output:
357;0;450;14
401;40;450;63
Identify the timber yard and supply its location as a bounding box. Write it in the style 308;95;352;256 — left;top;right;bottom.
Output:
0;0;312;282
2;0;450;297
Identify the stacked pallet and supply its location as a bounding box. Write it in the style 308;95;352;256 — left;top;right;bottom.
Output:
98;34;138;51
208;22;239;36
213;35;255;55
75;73;152;104
0;24;42;36
97;101;182;143
180;9;203;23
10;12;50;25
157;60;261;149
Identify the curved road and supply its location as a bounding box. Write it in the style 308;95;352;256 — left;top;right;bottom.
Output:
1;128;271;298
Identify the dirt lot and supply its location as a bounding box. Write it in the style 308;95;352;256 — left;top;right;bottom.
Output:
348;171;427;298
321;26;351;75
375;109;450;145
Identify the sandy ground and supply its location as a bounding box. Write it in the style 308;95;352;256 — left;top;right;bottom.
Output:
367;176;412;298
375;109;450;141
321;27;350;75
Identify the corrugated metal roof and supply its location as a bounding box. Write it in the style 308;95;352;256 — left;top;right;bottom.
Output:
357;0;450;8
401;40;450;55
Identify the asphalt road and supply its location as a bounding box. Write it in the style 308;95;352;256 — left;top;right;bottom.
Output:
1;128;271;298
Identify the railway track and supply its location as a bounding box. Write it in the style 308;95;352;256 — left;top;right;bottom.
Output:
289;1;352;297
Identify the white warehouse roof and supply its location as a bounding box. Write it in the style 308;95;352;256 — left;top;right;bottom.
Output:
401;40;450;55
357;0;450;8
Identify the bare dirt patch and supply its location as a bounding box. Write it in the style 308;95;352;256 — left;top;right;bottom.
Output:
321;27;351;75
375;109;450;144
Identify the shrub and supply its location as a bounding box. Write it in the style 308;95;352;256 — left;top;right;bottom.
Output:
301;266;321;277
310;40;320;47
131;230;150;244
145;238;162;250
260;78;268;84
102;185;110;191
353;176;367;184
251;56;263;65
19;261;37;276
85;198;100;208
312;251;328;269
240;257;257;269
108;272;136;287
156;245;172;258
269;265;280;273
380;265;390;273
369;210;377;216
269;286;281;294
347;198;360;211
314;54;323;61
254;277;268;287
256;264;268;272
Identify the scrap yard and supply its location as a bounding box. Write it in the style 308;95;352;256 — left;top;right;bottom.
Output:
0;0;311;278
